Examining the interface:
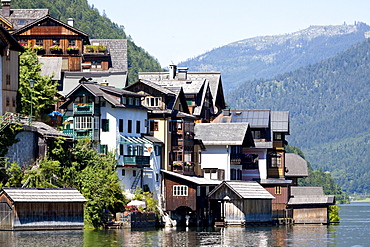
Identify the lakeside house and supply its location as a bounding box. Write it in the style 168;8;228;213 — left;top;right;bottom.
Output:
0;188;87;230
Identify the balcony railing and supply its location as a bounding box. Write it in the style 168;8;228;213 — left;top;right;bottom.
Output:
73;103;94;114
172;162;195;175
124;156;150;167
63;128;99;141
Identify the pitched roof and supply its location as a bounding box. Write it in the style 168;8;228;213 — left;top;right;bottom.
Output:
60;71;128;97
208;181;275;199
1;188;87;203
89;39;128;72
161;170;221;185
288;186;335;205
271;111;289;133
194;123;254;146
285;153;309;177
0;24;23;51
39;57;62;80
30;121;71;139
2;9;48;30
227;110;270;128
128;79;177;96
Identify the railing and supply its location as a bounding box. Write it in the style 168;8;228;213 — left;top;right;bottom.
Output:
172;162;195;175
73;103;94;114
62;128;95;140
124;156;150;167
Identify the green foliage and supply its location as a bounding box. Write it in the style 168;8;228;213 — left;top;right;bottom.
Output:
17;49;59;117
227;38;370;196
132;186;159;215
12;0;165;84
23;158;62;188
0;123;23;157
329;205;340;222
5;162;23;187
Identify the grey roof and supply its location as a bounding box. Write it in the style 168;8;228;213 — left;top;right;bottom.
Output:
1;188;87;203
142;135;163;144
60;71;128;97
155;79;205;94
208;181;275;199
194;123;253;146
131;79;177;96
161;170;221;185
285;153;309;177
288;186;335;205
89;39;128;72
271;111;289;133
30;121;70;139
5;9;48;30
39;57;62;80
260;178;292;184
228;110;270;128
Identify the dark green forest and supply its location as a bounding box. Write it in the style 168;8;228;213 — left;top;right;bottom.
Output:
179;23;370;92
227;38;370;196
12;0;164;83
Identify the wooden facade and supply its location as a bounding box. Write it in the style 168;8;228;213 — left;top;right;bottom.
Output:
0;188;87;230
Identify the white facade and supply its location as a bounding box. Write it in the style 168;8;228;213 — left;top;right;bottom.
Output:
201;145;231;180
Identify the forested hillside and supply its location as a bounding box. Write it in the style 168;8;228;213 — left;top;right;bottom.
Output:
179;23;370;92
227;38;370;195
12;0;164;83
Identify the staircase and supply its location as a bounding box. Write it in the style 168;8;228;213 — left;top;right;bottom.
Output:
131;169;142;190
0;112;23;132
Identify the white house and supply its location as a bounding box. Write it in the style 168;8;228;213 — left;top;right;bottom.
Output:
60;80;163;198
194;123;255;180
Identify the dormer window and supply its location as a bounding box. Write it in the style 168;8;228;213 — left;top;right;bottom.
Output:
121;96;126;104
135;98;140;106
128;97;134;105
145;97;160;107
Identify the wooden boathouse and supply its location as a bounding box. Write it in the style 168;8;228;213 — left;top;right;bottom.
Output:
0;188;87;230
208;181;275;226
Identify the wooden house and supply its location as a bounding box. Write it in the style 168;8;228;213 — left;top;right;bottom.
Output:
138;65;226;122
208;181;275;225
0;188;87;230
0;24;23;115
288;187;335;224
161;170;220;226
194;122;255;180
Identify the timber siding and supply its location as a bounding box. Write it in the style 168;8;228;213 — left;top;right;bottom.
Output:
0;188;87;230
164;176;197;211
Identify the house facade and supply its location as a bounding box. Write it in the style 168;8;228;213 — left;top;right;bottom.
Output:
59;81;162;197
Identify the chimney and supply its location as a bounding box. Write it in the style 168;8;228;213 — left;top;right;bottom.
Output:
169;64;177;79
2;0;11;18
67;18;74;27
178;67;188;80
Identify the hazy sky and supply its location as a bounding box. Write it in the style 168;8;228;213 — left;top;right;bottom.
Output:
87;0;370;68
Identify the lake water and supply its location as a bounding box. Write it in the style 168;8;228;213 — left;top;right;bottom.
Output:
0;203;369;247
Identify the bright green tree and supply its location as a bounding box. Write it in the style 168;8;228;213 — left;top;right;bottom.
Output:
17;49;59;117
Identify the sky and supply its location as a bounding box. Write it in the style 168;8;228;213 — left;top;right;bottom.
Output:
87;0;370;68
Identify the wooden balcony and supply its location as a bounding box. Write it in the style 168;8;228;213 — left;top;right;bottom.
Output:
172;162;195;176
124;156;150;167
73;103;94;115
62;128;99;141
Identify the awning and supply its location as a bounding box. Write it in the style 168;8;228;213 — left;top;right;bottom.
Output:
120;136;152;144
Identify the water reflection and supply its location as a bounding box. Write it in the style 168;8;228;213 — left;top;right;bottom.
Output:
0;203;369;247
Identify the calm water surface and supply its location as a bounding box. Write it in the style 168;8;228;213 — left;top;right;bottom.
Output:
0;203;369;247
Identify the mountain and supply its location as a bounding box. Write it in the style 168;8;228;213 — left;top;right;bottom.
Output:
12;0;164;83
179;22;370;92
226;38;370;195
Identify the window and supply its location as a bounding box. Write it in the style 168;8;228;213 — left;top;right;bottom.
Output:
252;130;261;139
102;119;109;132
127;145;133;156
243;154;259;169
19;39;28;46
156;174;159;182
172;151;183;161
121;96;126;104
133;170;137;177
135;146;144;156
128;120;132;133
62;58;69;70
154;146;161;156
6;97;9;106
274;133;282;140
173;185;188;196
36;39;44;46
100;145;108;155
94;117;99;129
68;39;76;46
230;169;236;180
119;119;124;132
269;153;281;167
198;151;202;164
135;98;140;106
145;97;160;107
128;97;134;105
275;186;282;195
122;169;125;176
119;144;124;155
91;60;102;69
136;121;140;134
19;20;26;25
52;39;60;46
6;75;10;85
149;120;159;132
12;98;16;107
75;116;92;129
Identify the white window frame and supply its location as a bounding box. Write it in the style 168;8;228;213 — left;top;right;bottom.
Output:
145;97;160;107
173;185;188;196
75;116;92;129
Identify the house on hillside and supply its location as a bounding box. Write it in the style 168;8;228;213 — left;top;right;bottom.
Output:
0;188;87;230
194;123;255;180
138;65;226;122
208;181;275;226
288;187;335;224
0;25;23;115
59;81;163;198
